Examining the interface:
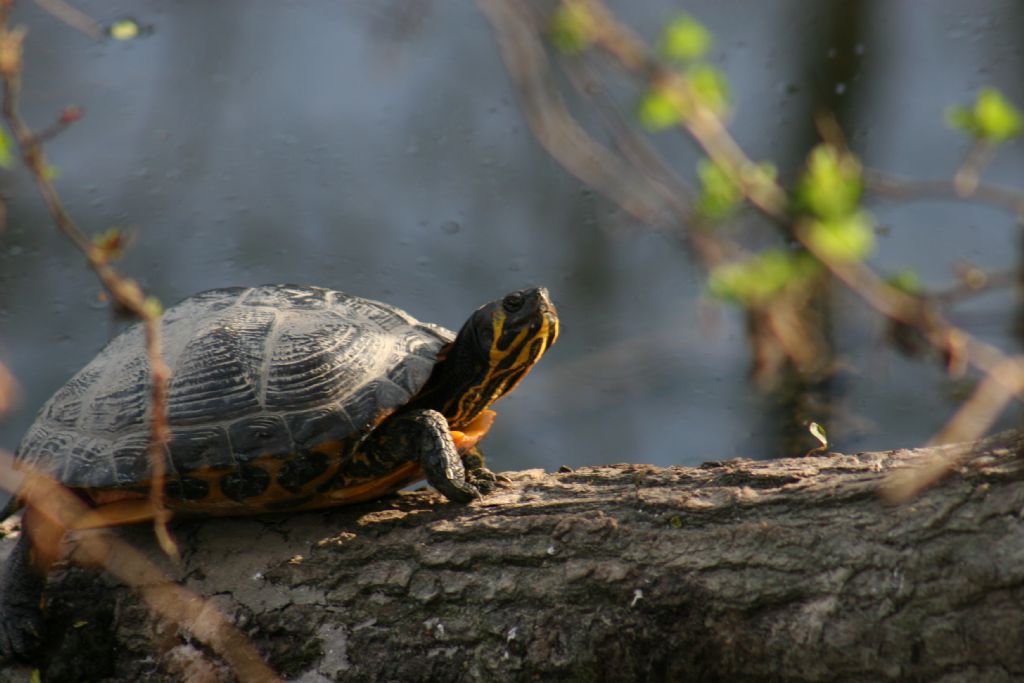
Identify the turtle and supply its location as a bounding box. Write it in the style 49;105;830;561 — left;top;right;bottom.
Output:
0;283;558;660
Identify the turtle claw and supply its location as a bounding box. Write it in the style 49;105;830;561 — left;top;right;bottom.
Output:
459;447;509;494
465;467;509;495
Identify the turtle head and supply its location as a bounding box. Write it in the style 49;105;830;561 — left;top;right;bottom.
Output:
417;287;559;429
476;286;559;369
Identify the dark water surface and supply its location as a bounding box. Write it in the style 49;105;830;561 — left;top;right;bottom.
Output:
1;1;1022;498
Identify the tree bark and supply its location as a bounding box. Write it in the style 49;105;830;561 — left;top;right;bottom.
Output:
2;432;1024;683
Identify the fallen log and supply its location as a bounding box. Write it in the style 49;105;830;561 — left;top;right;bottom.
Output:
2;432;1023;682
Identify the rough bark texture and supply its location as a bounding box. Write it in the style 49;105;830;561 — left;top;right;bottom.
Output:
2;433;1024;683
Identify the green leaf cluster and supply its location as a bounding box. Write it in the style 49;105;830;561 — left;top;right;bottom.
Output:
636;65;729;132
637;14;728;132
696;160;741;219
659;14;712;63
0;126;12;168
708;249;818;306
946;88;1023;143
886;269;922;295
696;160;775;220
637;88;683;132
795;145;862;220
804;212;874;263
687;64;729;115
549;3;596;55
108;19;143;41
795;145;874;263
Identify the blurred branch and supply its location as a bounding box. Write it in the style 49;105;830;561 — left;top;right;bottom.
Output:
32;0;103;41
866;170;1024;220
0;8;176;557
571;0;1024;396
952;140;997;196
474;0;670;224
884;356;1024;501
481;0;1024;498
557;56;734;268
0;454;281;682
571;0;1024;447
0;361;17;416
933;266;1017;305
577;0;787;218
478;0;831;385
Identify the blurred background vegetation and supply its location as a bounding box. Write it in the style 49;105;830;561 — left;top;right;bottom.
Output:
1;0;1023;490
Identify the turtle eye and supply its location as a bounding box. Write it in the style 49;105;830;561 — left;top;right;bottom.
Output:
502;292;524;313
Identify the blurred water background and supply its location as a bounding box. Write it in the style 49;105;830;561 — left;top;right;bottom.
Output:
1;0;1022;502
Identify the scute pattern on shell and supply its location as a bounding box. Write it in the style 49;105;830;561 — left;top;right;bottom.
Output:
15;285;452;489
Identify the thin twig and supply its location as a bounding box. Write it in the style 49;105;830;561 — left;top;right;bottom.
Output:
0;12;176;558
515;0;1024;500
0;454;281;682
32;0;104;41
558;55;735;268
866;170;1024;220
474;0;669;224
0;359;18;415
881;358;1024;502
932;267;1017;305
479;0;832;383
581;0;788;218
953;140;997;197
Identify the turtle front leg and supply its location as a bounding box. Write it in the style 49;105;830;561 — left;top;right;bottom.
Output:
366;409;479;503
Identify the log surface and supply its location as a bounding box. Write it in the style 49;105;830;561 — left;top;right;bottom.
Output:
2;433;1024;682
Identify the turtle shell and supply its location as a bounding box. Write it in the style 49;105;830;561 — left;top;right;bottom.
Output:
15;285;452;505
